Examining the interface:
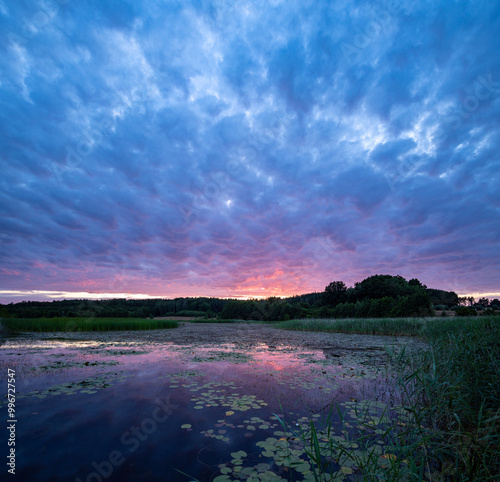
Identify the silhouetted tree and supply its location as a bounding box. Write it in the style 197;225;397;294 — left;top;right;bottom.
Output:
323;281;348;306
409;278;427;289
352;274;413;301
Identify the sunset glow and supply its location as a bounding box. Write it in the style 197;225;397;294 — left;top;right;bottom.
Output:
1;1;499;303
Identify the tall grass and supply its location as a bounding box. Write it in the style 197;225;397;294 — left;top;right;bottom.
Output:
277;316;428;336
276;316;500;479
1;317;178;332
277;315;500;338
390;319;500;479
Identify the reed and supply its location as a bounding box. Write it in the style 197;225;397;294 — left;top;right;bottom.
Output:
276;316;500;480
1;317;178;332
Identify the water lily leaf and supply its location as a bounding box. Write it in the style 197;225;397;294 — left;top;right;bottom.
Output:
295;462;311;473
230;450;247;459
241;467;257;476
302;472;316;481
213;476;231;482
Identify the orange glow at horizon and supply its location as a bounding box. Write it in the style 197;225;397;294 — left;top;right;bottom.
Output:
229;267;309;299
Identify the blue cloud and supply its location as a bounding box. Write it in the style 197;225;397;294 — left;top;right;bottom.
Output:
0;0;499;301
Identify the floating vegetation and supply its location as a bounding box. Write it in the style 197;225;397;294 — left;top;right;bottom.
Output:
160;374;270;413
33;360;119;370
161;363;406;481
275;316;500;480
273;371;337;392
243;400;408;481
102;349;150;356
189;383;268;412
190;350;254;364
1;323;440;481
2;372;131;404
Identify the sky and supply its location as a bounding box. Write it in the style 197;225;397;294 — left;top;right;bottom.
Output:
1;0;499;304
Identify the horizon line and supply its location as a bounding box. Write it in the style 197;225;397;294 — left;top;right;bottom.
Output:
1;289;499;304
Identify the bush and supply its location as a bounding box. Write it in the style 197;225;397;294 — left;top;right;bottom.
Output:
175;310;206;317
483;308;499;316
455;306;478;317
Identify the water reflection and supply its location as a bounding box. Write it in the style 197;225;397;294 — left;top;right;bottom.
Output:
0;326;415;481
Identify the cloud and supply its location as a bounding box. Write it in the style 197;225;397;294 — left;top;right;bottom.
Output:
0;0;499;302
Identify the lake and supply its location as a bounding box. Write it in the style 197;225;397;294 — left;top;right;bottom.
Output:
0;323;424;481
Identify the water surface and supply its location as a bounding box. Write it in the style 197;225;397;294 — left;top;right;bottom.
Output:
0;323;423;481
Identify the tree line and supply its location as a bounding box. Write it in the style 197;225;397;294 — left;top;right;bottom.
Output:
1;274;498;320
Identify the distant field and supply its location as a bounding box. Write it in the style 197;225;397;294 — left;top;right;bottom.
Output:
1;317;178;332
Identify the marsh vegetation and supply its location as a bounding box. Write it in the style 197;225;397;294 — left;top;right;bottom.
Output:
1;316;178;332
278;316;500;480
1;316;498;480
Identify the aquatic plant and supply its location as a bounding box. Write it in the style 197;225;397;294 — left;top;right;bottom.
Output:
276;316;500;480
1;317;178;332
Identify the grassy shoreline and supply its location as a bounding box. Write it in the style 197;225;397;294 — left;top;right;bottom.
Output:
276;316;500;480
275;315;499;337
0;317;178;332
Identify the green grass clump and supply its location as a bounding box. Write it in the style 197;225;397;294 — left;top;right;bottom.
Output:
276;316;428;336
391;318;500;479
276;316;500;479
1;317;178;332
277;315;500;338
